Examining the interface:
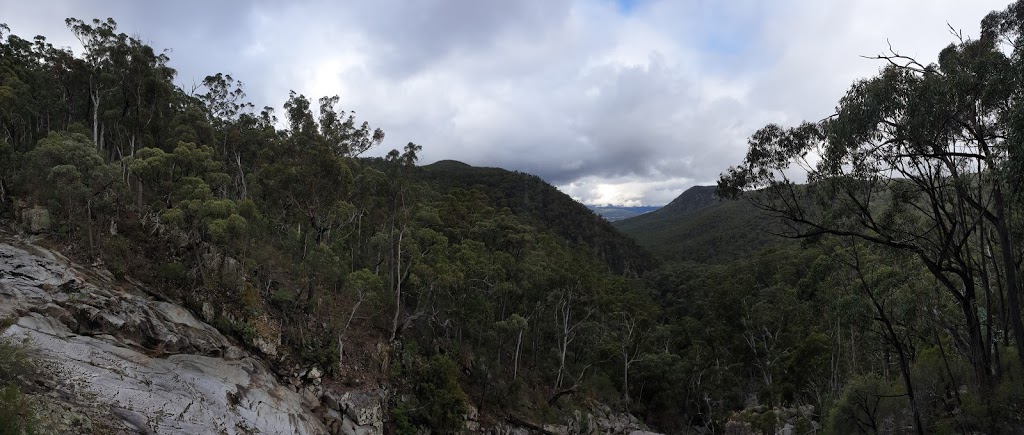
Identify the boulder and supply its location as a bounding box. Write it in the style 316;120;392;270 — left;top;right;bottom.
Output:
323;391;342;412
335;390;383;435
307;366;322;381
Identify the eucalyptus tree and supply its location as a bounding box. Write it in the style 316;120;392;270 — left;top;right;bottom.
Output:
65;18;120;150
719;3;1024;392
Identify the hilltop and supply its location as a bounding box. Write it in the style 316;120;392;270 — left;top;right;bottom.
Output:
420;160;657;275
613;186;786;263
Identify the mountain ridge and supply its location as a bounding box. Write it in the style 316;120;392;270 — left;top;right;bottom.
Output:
420;159;658;275
614;186;785;263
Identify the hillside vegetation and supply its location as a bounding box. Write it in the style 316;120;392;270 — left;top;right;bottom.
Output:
612;2;1024;433
5;2;1024;433
615;186;787;263
421;160;657;276
0;19;661;431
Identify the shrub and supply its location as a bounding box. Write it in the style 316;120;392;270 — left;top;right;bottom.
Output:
157;261;188;286
392;402;416;435
826;373;898;434
0;338;37;385
0;385;38;435
413;354;468;432
0;338;39;435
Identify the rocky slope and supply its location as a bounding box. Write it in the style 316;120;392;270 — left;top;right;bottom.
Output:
0;235;353;434
0;231;665;434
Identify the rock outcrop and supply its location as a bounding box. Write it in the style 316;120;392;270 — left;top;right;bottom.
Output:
318;389;384;435
0;235;655;435
0;238;327;434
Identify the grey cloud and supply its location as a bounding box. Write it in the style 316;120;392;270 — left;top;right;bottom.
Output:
1;0;1009;206
337;0;574;77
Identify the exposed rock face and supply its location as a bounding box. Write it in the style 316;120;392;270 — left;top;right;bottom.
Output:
0;239;327;434
319;389;384;435
724;405;819;435
486;403;663;435
575;403;663;435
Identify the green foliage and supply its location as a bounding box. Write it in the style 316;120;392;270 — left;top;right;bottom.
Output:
614;186;788;263
582;372;619;405
826;374;899;434
0;338;36;385
270;288;296;306
421;160;656;275
391;402;417;435
0;385;38;435
0;338;39;435
156;261;188;286
16;9;1024;433
299;336;339;373
410;354;468;432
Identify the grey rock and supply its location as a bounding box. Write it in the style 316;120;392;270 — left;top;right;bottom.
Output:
254;333;279;356
307;366;322;380
201;302;215;322
0;240;327;435
543;424;568;435
323;391;342;412
301;386;321;409
341;414;377;435
335;390;383;435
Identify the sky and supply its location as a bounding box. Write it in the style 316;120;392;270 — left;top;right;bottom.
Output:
0;0;1010;205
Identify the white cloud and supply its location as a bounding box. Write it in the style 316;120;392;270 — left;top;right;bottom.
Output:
0;0;1011;205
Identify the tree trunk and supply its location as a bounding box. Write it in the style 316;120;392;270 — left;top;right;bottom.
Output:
853;247;923;435
884;309;923;435
390;226;404;342
963;297;992;389
338;335;344;369
993;188;1024;369
87;198;94;257
513;329;523;381
91;85;100;147
555;302;570;389
623;357;631;406
235;152;248;199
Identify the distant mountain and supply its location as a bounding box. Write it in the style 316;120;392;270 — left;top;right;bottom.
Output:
421;160;657;275
661;185;718;214
423;159;474;171
613;186;786;264
587;205;661;221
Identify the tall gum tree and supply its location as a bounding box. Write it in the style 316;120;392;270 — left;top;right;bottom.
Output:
719;2;1024;410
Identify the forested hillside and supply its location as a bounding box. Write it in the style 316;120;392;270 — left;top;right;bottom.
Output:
619;2;1024;433
0;19;663;432
5;2;1024;433
420;160;657;276
614;186;788;263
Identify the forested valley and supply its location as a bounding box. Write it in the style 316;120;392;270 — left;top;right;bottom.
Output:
3;2;1024;434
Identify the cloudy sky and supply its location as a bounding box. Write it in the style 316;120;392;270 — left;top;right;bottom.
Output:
1;0;1009;205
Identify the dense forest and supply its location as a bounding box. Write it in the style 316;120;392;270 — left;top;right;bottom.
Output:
3;1;1024;433
0;16;662;433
